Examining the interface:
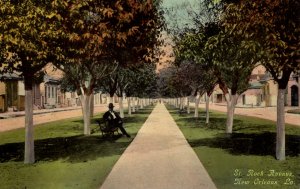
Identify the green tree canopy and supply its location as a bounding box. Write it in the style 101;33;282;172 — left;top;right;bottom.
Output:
221;0;300;160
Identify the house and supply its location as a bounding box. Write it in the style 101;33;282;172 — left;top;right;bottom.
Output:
0;73;25;112
0;68;108;112
0;82;5;112
238;67;300;107
238;82;264;107
211;86;225;103
62;91;81;107
210;65;300;108
40;75;60;108
287;71;299;106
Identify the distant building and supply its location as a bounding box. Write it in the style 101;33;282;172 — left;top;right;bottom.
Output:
288;71;299;106
0;73;25;112
40;75;60;108
210;65;300;108
0;69;107;112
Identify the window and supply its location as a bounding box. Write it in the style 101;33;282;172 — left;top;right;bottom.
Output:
54;87;56;98
51;87;54;98
48;86;51;98
45;86;47;102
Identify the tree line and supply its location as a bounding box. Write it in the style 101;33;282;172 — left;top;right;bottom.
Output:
161;0;299;161
0;0;164;164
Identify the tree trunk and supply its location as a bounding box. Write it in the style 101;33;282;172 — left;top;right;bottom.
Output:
225;94;238;134
194;94;200;118
132;97;136;112
24;88;35;164
136;98;139;111
187;96;190;114
128;97;132;116
276;89;286;160
179;98;182;109
81;94;91;135
181;97;184;109
100;93;103;104
179;98;181;109
140;98;144;109
119;96;124;118
205;93;210;124
90;94;94;118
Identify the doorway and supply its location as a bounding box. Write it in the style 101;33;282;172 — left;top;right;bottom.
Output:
291;85;299;106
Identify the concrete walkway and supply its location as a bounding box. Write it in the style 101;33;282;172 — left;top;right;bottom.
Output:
100;103;217;189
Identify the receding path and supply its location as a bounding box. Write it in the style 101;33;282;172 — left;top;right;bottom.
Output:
100;103;217;189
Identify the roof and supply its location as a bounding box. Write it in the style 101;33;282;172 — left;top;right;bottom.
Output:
44;75;60;84
259;73;272;82
0;73;22;80
250;74;265;80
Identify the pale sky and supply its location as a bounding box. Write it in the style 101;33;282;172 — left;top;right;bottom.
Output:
161;0;201;30
157;0;201;69
162;0;197;8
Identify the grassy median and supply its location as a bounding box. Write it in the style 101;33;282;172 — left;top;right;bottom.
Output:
0;106;154;189
167;105;300;189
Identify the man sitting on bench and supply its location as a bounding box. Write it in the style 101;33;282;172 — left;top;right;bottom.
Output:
103;103;131;138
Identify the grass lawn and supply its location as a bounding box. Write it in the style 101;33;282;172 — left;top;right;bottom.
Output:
167;105;300;189
0;106;154;189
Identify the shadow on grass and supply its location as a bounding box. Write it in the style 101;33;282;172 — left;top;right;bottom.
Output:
130;109;155;115
189;132;299;157
170;108;299;158
0;107;154;163
0;134;130;163
176;115;277;133
176;116;244;131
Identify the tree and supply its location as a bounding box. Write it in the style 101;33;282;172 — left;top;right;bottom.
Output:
118;63;158;115
51;0;163;135
99;64;137;118
173;15;261;132
157;66;177;98
166;0;220;120
0;0;62;164
222;0;300;160
115;67;136;117
100;68;119;104
206;32;261;133
134;63;158;108
173;0;261;132
174;31;218;119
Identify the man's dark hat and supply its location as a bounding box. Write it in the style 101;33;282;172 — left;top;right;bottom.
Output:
108;103;114;108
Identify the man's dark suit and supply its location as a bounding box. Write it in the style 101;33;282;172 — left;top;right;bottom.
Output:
102;110;130;137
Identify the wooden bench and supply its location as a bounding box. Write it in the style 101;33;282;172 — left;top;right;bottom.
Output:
178;109;187;115
96;119;120;137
